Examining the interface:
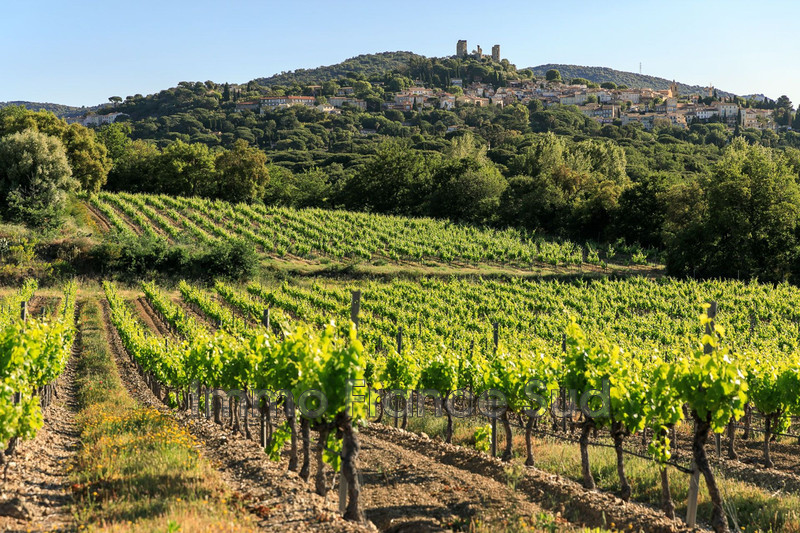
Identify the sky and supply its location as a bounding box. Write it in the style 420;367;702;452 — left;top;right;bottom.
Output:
1;0;798;108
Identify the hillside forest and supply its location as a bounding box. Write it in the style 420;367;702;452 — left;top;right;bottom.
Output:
2;52;800;282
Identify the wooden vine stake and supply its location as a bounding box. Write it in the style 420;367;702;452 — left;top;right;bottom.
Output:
338;290;361;514
686;301;716;527
685;444;701;527
490;321;499;457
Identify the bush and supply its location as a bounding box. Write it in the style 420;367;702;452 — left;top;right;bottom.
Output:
90;233;258;281
196;239;258;281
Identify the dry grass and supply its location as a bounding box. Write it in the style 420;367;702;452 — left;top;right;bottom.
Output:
70;297;257;532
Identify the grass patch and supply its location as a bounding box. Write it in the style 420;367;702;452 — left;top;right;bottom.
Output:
71;298;256;532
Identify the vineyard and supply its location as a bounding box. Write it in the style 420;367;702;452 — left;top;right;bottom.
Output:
5;200;800;532
0;280;75;464
86;192;659;273
193;276;800;529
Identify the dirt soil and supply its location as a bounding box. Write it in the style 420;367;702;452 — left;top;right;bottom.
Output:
366;425;699;533
24;296;50;320
132;296;173;338
173;296;217;330
84;203;112;233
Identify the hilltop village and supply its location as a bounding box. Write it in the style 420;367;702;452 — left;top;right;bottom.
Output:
229;40;778;132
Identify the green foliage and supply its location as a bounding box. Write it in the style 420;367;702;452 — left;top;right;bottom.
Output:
157;140;216;196
104;139;160;192
473;424;492;453
501;133;629;238
97;122;133;161
214;139;270;203
0;281;76;451
91;233;257;281
545;69;561;81
0;106;110;192
429;154;507;224
0;101;88;118
0;129;78;227
671;310;748;430
342;140;438;216
322;431;343;472
254;52;422;86
265;422;292;461
666;138;800;281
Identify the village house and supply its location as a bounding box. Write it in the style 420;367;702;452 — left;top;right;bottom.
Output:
234;101;260;112
259;96;317;110
666;113;688;128
328;96;367;110
695;107;719;120
593;90;614;103
458;95;490;107
393;92;427;109
715;101;739;119
315;104;338;114
621;113;657;129
582;104;619;121
617;90;641;104
438;93;457;110
408;86;434;97
560;92;589;106
653;98;678;114
68;112;127;126
741;108;777;130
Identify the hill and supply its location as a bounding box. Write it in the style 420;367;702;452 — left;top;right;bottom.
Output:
254;51;423;86
529;64;734;97
0;100;94;118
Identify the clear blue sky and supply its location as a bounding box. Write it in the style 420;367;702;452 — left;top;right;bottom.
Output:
1;0;798;108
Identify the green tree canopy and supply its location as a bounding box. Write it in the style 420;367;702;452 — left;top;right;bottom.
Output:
0;130;77;227
667;138;800;281
0;106;111;192
545;69;562;81
430;135;507;224
774;95;794;126
105;139;160;193
501;133;629;238
342;140;437;215
157;140;216;197
214;139;270;203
